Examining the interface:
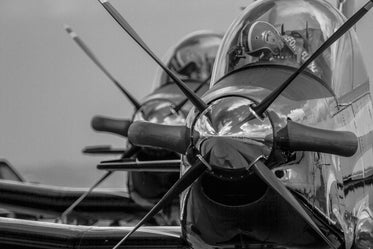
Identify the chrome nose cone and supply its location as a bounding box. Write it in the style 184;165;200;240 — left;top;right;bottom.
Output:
200;137;266;171
190;96;273;175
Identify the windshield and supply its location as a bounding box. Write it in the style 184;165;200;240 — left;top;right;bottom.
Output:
153;30;222;89
211;0;368;97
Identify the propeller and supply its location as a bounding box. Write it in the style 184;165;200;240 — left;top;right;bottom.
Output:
112;155;208;249
124;118;342;247
129;119;358;157
98;0;208;113
251;0;373;117
64;25;140;110
126;118;356;247
173;77;210;113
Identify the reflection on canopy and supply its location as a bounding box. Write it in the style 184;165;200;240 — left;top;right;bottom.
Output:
211;0;368;97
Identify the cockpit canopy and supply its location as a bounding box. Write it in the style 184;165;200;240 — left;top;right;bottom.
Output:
211;0;368;98
153;31;222;89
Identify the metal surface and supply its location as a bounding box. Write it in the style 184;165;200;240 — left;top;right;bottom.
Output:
192;96;273;172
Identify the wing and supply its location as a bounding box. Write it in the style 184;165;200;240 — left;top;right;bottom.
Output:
0;217;188;249
0;159;181;222
0;180;148;220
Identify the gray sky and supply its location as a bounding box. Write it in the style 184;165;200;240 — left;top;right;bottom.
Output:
0;0;372;187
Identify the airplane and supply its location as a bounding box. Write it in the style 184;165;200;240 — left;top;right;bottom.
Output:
0;27;222;226
1;0;373;248
100;0;373;248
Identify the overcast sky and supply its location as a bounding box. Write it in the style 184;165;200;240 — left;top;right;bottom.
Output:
0;0;372;187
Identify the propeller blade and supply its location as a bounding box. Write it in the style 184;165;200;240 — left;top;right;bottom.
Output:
91;115;131;137
252;0;373;117
82;145;125;155
64;25;140;110
97;159;181;172
270;120;358;157
252;160;337;249
128;121;191;154
59;143;139;223
112;157;207;249
98;0;208;113
59;170;113;223
173;77;210;113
